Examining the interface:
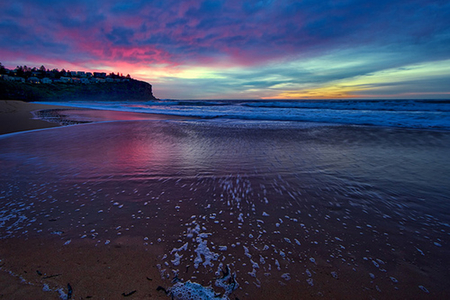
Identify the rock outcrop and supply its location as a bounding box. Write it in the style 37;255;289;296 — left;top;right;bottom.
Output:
0;79;157;102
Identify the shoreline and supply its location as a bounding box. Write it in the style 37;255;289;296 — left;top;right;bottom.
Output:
0;100;195;136
1;100;449;299
0;101;179;299
0;100;78;135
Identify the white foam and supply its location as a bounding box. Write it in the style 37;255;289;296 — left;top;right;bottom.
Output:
167;267;238;300
171;252;183;266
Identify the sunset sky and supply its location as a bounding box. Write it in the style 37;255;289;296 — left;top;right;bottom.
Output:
1;0;450;99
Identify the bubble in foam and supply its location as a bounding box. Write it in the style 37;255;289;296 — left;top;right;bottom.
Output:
167;266;238;300
168;281;215;300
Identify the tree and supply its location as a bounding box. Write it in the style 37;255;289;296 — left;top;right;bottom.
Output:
16;66;24;77
39;65;46;72
0;62;6;74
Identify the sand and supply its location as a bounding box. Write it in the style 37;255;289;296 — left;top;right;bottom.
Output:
0;100;193;135
0;100;77;135
0;237;167;299
1;101;449;299
0;101;171;299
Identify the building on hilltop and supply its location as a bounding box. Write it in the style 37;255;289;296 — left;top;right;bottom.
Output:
0;62;133;85
94;72;106;78
28;77;40;84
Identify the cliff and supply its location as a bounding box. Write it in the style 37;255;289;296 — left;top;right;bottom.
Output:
0;79;157;102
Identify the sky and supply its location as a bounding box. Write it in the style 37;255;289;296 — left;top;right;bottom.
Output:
1;0;450;100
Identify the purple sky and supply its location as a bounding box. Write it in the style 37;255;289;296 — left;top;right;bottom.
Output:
1;0;450;99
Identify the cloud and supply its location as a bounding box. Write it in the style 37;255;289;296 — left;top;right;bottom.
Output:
1;0;450;98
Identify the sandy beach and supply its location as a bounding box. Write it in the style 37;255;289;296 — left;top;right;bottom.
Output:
0;101;167;299
1;101;450;299
0;101;191;299
0;100;76;135
0;100;194;135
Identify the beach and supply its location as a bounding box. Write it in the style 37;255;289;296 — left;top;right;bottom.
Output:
0;100;194;135
1;100;450;299
0;100;74;135
0;101;171;299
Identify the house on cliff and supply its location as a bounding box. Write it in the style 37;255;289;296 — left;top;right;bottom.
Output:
0;75;25;82
94;72;106;78
28;77;40;84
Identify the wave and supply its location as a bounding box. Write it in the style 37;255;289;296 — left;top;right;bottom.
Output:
240;100;450;112
151;99;450;112
36;99;450;130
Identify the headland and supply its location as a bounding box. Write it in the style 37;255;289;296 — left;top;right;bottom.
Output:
0;63;157;102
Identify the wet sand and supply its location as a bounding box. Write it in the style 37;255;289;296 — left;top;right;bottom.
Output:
0;100;75;135
0;100;195;135
0;101;195;299
0;237;167;299
1;107;450;299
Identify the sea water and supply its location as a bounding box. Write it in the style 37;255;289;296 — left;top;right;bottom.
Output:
1;99;450;298
36;99;450;130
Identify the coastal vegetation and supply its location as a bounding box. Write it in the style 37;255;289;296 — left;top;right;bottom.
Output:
0;62;156;101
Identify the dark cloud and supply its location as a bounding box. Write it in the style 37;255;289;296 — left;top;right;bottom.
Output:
105;27;135;46
1;0;449;98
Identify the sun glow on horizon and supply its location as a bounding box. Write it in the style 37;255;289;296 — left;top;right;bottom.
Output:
263;59;450;100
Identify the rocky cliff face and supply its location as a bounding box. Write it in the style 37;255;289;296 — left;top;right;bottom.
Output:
0;79;157;101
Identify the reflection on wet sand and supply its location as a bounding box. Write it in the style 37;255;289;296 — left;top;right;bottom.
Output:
1;119;449;299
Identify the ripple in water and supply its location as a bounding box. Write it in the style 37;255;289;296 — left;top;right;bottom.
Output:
1;120;449;298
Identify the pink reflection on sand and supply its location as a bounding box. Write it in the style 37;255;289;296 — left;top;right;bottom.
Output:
57;109;189;122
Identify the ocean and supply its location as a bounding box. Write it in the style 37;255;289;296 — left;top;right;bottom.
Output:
1;99;449;299
37;99;450;130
